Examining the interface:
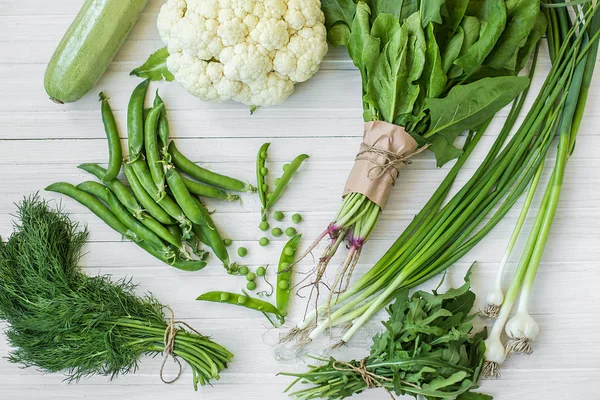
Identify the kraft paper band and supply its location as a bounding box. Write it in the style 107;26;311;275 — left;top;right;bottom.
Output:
342;121;419;208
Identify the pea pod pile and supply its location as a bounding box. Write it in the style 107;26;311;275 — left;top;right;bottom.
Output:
46;81;253;272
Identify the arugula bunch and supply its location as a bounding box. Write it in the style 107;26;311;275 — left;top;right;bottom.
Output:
283;271;490;400
323;0;543;165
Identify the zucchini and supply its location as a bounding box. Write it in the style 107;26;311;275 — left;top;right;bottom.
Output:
44;0;149;104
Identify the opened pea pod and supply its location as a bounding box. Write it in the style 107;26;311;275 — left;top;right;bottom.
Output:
277;234;302;315
197;291;284;326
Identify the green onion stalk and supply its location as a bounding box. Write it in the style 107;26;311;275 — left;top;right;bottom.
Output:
483;1;600;378
290;0;600;346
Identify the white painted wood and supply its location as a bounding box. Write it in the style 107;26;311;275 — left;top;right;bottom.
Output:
1;1;599;399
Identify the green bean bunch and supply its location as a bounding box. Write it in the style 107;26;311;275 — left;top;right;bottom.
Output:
46;80;251;272
0;196;233;388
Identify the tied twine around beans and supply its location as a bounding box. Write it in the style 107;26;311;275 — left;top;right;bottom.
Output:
355;142;430;185
160;306;204;384
331;358;421;400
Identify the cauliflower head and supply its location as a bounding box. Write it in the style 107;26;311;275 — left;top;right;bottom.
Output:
158;0;328;106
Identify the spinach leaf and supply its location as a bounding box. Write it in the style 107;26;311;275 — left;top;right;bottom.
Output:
348;2;381;92
485;0;541;70
515;11;548;71
420;0;445;28
130;47;174;82
321;0;357;46
436;0;470;50
442;27;465;73
448;16;481;78
455;0;507;75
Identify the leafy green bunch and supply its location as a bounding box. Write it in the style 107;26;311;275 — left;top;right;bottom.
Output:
0;195;232;389
322;0;546;165
283;271;490;400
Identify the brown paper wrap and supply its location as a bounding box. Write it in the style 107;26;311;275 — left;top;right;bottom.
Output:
343;121;419;208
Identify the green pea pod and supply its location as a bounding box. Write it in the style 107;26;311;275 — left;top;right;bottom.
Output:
266;154;309;210
276;234;302;314
106;190;171;255
123;163;176;225
127;79;149;163
99;93;123;182
183;177;239;202
137;240;207;272
191;210;229;268
131;159;189;228
78;163;141;215
76;181;110;202
169;142;254;192
153;91;170;152
45;182;137;241
144;102;165;194
256;142;270;210
166;168;210;226
197;291;284;324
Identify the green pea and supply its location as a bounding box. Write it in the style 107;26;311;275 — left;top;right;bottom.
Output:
274;178;281;186
272;227;283;237
274;211;284;221
246;281;257;291
284;247;295;257
262;183;269;192
259;221;269;231
220;292;231;301
281;262;290;270
266;193;272;200
278;280;289;290
285;227;297;237
260;150;267;159
259;237;270;246
283;163;289;171
223;238;233;246
256;266;266;277
261;167;268;176
238;247;248;257
246;272;256;281
292;213;302;223
237;296;248;305
238;265;249;276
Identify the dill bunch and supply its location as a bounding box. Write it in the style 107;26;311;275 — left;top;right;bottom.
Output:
0;195;232;389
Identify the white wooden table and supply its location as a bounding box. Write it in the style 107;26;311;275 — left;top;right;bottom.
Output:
1;1;599;399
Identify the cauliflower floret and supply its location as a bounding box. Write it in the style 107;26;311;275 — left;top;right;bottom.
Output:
157;0;328;106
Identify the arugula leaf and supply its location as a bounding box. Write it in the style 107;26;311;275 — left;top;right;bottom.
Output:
130;47;174;82
454;0;507;75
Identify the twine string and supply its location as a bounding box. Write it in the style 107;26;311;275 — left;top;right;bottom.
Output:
355;143;430;186
160;306;205;384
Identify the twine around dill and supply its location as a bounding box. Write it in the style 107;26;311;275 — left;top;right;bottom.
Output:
160;306;202;384
355;142;430;185
331;358;421;400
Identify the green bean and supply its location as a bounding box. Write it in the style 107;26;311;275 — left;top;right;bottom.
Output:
106;190;172;256
259;237;270;246
166;168;208;226
276;234;301;314
292;213;302;223
99;93;122;182
78;163;140;215
266;154;309;210
246;281;257;291
271;227;283;237
169;141;254;192
256;142;270;209
196;291;284;322
144;102;166;197
45;182;136;241
127;79;149;163
153;91;170;152
76;181;110;202
183;177;239;202
273;211;284;221
131;160;189;227
123;163;175;225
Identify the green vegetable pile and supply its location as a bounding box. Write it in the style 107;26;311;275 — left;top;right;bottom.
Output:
0;196;232;388
299;0;544;298
283;271;489;400
47;80;252;273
